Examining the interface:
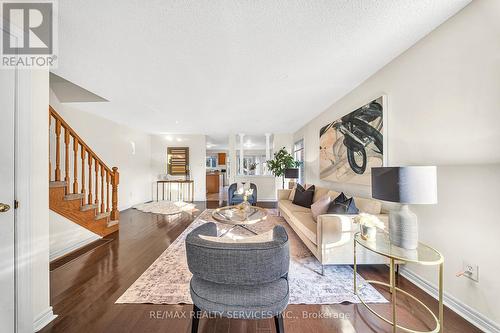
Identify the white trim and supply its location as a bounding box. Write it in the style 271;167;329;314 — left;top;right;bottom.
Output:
399;266;500;333
255;199;277;202
33;307;57;332
49;233;102;262
15;60;35;333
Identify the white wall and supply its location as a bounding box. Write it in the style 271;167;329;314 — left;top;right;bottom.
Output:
49;211;101;261
293;0;500;328
234;175;276;201
50;90;153;210
151;134;206;201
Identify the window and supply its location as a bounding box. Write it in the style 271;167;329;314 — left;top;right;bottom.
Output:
167;147;189;175
234;134;273;176
237;152;267;175
294;139;304;185
206;156;217;168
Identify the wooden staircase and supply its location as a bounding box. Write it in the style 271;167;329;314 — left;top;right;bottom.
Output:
49;106;119;237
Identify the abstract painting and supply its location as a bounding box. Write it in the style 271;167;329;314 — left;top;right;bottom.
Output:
319;97;384;185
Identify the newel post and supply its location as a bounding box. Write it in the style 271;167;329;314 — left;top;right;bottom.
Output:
111;166;120;220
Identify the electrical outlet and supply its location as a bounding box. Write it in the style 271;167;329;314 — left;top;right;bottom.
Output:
463;261;479;282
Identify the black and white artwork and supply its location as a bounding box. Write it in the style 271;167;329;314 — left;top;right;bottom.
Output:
319;97;384;185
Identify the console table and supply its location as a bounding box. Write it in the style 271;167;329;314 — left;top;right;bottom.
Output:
156;180;194;202
354;232;444;333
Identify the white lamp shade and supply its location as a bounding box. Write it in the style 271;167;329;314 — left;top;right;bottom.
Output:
371;166;437;204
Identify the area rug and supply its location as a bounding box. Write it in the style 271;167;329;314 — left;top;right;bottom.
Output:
133;201;198;215
116;210;387;304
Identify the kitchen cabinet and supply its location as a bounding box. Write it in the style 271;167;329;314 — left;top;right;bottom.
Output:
218;153;226;166
206;172;221;193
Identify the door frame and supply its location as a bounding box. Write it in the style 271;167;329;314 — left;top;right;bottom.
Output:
2;20;44;332
15;69;36;333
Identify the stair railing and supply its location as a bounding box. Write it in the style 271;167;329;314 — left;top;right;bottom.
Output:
49;106;120;220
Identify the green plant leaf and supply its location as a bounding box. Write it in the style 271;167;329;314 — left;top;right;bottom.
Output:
266;147;299;178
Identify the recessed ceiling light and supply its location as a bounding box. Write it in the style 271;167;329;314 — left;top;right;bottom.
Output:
165;135;173;141
175;120;180;125
244;140;254;148
176;137;182;142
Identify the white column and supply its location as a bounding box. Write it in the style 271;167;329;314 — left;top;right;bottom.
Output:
265;133;271;160
265;133;271;175
238;133;245;175
228;134;237;184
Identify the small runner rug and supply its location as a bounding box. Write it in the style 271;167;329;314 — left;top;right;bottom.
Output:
116;209;387;304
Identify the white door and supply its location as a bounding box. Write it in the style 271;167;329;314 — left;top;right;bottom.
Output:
0;67;16;331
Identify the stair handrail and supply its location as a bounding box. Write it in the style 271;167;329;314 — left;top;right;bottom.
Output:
49;106;120;220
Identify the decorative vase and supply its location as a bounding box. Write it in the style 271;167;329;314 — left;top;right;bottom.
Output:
389;204;418;249
360;224;377;241
238;195;251;212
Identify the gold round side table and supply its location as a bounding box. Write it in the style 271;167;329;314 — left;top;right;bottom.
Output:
354;232;444;333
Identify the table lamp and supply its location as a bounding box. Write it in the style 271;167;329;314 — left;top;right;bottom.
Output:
284;168;299;189
371;166;437;249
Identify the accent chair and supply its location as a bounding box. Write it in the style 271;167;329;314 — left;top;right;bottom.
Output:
185;222;290;333
228;182;258;205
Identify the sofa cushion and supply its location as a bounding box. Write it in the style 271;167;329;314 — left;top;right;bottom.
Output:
313;186;330;203
279;199;311;214
310;195;331;221
290;211;317;245
190;276;289;318
292;184;315;208
353;197;382;215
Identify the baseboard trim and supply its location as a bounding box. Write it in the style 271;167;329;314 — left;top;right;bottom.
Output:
49;233;101;261
399;266;500;333
34;306;57;332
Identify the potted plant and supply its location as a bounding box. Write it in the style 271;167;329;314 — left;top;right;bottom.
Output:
249;162;257;175
267;147;299;188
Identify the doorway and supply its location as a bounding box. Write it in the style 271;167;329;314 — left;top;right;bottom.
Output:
205;135;229;204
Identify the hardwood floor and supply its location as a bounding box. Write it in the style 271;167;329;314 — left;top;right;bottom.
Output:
41;202;481;333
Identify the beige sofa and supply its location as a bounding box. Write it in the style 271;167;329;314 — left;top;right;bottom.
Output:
277;186;389;267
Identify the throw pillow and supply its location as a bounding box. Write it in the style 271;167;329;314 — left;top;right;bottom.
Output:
288;184;312;201
311;195;331;221
327;192;359;214
292;184;315;208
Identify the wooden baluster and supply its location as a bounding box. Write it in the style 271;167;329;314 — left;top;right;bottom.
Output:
100;165;105;213
55;119;61;181
49;113;51;181
106;170;110;212
111;167;119;220
73;137;79;193
88;150;92;205
81;146;86;205
64;128;70;193
95;159;99;206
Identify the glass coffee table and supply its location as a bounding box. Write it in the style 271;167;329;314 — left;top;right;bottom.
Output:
211;205;268;237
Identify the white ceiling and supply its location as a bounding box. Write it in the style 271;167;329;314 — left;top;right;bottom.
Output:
206;134;271;150
54;0;470;135
50;73;108;103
